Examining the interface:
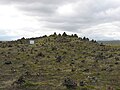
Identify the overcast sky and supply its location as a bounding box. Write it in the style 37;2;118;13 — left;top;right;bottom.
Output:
0;0;120;41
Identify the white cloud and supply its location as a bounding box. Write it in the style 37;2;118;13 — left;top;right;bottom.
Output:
79;22;120;40
56;3;76;17
0;5;46;39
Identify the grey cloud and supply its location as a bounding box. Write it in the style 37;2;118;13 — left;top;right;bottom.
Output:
18;3;56;16
44;22;81;32
0;0;77;5
0;0;120;40
8;0;120;23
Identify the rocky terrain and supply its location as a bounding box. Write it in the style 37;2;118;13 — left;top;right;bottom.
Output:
0;32;120;90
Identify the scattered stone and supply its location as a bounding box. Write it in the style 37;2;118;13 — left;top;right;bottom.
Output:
63;77;77;89
115;62;119;65
71;68;76;72
83;68;89;72
4;61;12;65
81;60;85;63
25;71;31;76
115;57;119;61
13;76;25;86
87;76;98;84
22;63;26;67
37;52;45;57
56;68;61;72
56;56;62;62
106;86;114;90
79;81;86;86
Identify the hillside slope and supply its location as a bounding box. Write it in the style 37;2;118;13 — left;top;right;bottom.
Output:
98;40;120;46
0;33;120;90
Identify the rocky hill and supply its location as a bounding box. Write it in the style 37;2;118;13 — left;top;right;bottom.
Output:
0;33;120;90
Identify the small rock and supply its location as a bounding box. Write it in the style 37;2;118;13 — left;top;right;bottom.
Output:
63;77;77;89
79;81;86;86
4;61;12;65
